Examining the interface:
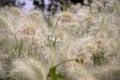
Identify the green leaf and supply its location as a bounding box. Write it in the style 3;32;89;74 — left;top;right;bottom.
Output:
18;39;24;57
80;59;84;63
75;58;79;63
56;73;65;79
47;67;57;80
11;49;17;57
75;58;84;64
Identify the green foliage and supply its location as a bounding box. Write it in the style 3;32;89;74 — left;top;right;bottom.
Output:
50;5;57;14
75;58;84;64
0;39;7;48
47;60;73;80
45;35;58;49
45;18;60;49
61;5;68;11
47;57;85;80
0;17;9;27
92;48;106;66
10;36;24;58
10;33;37;58
47;67;65;80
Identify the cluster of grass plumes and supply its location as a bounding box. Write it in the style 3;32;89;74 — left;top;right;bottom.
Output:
0;7;50;80
9;58;46;80
45;0;120;79
0;0;120;80
94;66;120;80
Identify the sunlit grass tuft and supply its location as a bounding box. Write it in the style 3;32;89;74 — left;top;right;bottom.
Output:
10;58;46;80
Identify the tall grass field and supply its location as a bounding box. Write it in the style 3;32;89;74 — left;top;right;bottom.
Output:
0;0;120;80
